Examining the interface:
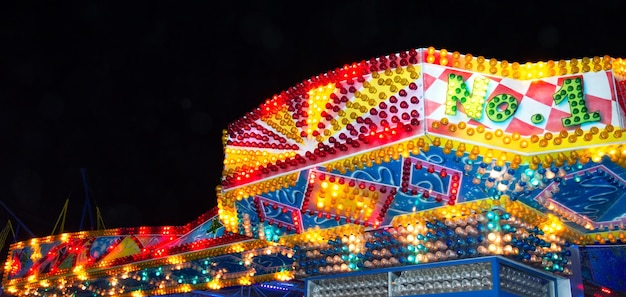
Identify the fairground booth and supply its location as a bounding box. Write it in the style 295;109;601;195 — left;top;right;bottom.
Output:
3;47;626;297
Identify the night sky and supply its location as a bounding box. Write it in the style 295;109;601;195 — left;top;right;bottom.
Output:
1;1;625;244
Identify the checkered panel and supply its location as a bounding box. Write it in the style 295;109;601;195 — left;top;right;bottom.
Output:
423;65;620;137
617;79;626;115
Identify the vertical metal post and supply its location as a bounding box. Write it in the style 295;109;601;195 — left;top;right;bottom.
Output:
0;200;35;237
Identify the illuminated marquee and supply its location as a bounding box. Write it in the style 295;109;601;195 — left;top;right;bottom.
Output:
4;46;626;297
424;64;622;150
443;73;606;127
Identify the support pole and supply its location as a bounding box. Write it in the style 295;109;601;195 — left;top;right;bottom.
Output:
51;198;70;235
0;200;35;237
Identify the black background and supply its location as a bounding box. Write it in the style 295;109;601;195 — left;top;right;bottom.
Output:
1;0;625;244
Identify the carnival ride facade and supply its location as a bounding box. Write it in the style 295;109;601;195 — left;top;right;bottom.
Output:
3;47;626;297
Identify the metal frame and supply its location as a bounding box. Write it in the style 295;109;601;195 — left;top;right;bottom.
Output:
304;256;571;297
